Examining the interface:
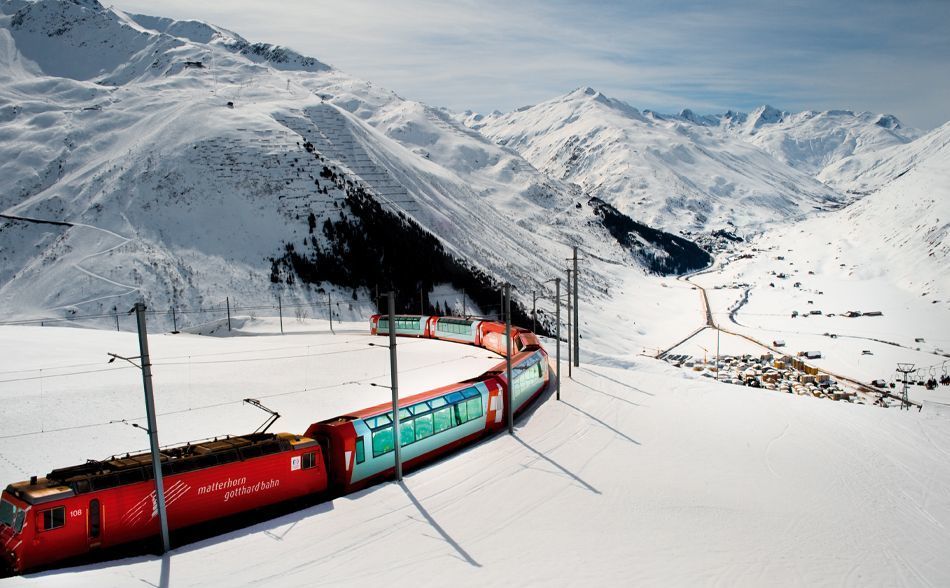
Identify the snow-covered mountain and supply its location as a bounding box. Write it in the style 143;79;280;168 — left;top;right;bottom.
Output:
465;87;848;236
813;121;950;294
0;0;710;326
465;88;925;237
718;105;921;177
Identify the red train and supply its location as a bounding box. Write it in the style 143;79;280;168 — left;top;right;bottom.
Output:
0;316;549;574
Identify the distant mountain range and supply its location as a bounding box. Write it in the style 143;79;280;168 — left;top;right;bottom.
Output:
461;87;921;236
0;0;945;324
0;0;710;324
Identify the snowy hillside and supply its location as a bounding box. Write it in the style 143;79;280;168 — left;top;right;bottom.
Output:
718;105;921;176
687;120;949;398
467;87;846;236
0;0;708;328
1;324;950;586
819;120;950;193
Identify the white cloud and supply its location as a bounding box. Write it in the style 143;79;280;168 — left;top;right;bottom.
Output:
111;0;950;128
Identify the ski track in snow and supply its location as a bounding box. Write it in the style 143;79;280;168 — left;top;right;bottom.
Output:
763;422;789;478
55;222;140;310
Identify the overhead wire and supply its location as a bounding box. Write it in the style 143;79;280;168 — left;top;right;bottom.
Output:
0;346;488;440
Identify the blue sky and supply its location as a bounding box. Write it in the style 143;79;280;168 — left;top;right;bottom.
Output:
113;0;950;129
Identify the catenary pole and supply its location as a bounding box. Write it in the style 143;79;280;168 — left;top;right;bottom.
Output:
566;268;572;378
715;325;720;381
505;284;513;435
226;297;231;332
278;295;284;334
555;278;561;401
388;293;402;480
133;303;170;553
532;290;537;333
573;246;579;368
328;292;335;334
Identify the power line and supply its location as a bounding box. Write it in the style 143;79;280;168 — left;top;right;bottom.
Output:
0;349;484;439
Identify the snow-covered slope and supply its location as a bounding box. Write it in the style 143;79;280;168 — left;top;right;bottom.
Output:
468;88;846;236
690;121;950;390
0;0;692;325
719;105;921;176
1;325;949;585
819;120;950;194
821;122;950;293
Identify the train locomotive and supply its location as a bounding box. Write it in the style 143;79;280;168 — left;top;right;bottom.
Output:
0;315;549;574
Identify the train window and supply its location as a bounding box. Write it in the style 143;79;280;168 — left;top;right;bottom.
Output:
462;388;480;399
415;414;433;440
428;397;446;409
355;438;365;464
89;499;100;539
0;499;25;533
446;392;464;404
41;506;65;531
395;318;420;330
433;407;453;434
400;418;415;447
398;408;412;420
456;401;468;423
372;426;394;457
302;452;316;469
408;402;428;415
466;397;483;421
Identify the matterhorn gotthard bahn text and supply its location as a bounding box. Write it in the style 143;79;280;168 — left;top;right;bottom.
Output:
1;0;950;585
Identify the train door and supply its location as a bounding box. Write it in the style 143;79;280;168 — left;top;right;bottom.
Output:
87;499;101;549
487;382;504;425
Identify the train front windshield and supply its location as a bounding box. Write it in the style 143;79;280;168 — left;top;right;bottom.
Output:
0;497;25;534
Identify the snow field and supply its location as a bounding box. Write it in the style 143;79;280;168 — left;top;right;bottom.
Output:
1;324;948;586
0;320;501;482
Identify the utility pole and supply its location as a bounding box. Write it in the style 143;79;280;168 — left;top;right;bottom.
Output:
133;303;170;553
715;326;720;381
226;297;231;332
566;268;572;378
505;283;513;435
327;292;334;334
897;363;915;410
171;307;178;334
114;306;119;332
278;295;284;334
388;292;402;480
532;290;537;333
573;246;579;368
555;278;561;400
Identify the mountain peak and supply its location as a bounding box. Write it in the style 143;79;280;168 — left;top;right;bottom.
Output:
749;104;784;128
875;114;902;130
561;87;643;120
